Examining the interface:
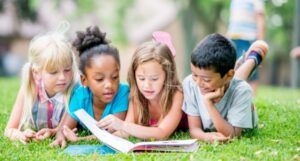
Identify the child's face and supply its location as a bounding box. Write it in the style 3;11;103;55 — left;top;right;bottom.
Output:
191;64;233;95
40;65;73;97
135;60;166;101
82;55;119;105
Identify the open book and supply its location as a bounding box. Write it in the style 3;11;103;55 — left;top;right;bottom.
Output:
74;109;199;153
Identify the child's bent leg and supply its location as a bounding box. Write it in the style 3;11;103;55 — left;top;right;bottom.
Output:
234;59;256;80
234;40;269;81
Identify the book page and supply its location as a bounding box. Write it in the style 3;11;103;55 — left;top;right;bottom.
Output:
74;109;134;153
134;139;197;146
131;139;198;152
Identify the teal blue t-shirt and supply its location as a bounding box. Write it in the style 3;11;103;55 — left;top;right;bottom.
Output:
68;83;129;127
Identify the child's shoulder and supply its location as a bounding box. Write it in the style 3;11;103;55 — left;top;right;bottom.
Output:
230;78;252;95
182;75;198;91
72;85;92;98
118;82;130;92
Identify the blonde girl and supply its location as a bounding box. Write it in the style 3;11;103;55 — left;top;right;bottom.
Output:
4;32;78;143
98;39;188;140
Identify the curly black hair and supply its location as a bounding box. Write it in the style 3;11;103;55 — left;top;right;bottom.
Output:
73;26;120;75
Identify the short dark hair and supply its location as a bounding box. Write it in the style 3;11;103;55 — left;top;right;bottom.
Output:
73;26;120;75
191;33;236;77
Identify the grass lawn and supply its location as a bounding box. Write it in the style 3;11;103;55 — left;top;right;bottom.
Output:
0;77;299;161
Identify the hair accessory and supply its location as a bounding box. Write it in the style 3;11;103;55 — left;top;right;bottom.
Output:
55;20;71;35
152;31;176;57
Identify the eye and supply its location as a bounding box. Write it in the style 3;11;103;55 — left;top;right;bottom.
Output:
64;68;72;72
49;71;58;75
112;75;119;80
138;77;145;81
203;79;211;83
151;77;158;81
95;78;104;82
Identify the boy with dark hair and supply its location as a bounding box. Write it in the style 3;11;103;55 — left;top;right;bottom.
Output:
182;33;268;142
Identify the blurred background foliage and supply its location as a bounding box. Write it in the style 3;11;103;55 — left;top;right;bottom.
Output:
0;0;293;55
0;0;296;86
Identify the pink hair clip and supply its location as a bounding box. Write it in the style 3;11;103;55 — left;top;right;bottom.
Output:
152;31;176;57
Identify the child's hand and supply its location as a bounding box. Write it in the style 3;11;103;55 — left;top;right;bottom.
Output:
203;86;225;104
15;129;36;144
36;128;56;140
98;115;124;132
62;125;78;142
204;132;229;144
49;131;67;149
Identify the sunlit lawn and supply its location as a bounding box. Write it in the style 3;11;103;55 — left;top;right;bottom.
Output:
0;77;299;161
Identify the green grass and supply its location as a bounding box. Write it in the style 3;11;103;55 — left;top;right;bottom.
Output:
0;77;299;161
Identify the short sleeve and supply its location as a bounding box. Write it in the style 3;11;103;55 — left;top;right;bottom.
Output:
68;86;86;122
227;86;254;129
182;76;200;116
111;83;129;114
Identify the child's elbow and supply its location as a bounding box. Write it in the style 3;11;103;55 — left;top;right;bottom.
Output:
151;129;170;140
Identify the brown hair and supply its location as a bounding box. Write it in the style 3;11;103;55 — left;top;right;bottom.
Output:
127;41;181;125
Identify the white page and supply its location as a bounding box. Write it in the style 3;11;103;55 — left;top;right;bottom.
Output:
134;139;197;146
131;139;198;152
74;109;134;153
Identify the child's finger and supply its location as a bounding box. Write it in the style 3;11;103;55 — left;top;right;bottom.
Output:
61;140;67;149
19;134;29;144
72;128;77;133
24;130;36;138
49;140;59;148
36;129;47;137
97;119;111;128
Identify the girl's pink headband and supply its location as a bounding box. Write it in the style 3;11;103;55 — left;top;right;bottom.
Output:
152;31;176;57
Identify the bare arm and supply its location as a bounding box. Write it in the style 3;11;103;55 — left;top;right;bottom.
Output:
188;115;206;140
203;88;242;138
204;100;242;137
188;114;230;143
101;91;183;140
4;87;30;141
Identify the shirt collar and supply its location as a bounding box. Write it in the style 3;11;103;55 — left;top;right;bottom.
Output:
37;81;64;104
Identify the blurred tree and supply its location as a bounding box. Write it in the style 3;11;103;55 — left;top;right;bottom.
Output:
179;0;229;76
0;0;133;44
179;0;294;85
0;0;38;21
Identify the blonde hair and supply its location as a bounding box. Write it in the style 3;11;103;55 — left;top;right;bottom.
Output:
19;33;78;130
127;41;181;125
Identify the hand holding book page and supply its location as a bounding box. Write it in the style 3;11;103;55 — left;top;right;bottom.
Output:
74;109;199;153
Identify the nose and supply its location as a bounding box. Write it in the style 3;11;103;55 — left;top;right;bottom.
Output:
58;71;65;80
144;79;151;89
104;79;113;89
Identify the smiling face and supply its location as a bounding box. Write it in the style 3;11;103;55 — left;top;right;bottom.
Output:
191;64;233;95
135;60;166;101
82;54;120;105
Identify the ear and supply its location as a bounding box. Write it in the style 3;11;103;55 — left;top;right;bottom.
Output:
32;68;42;81
80;74;88;87
225;69;235;82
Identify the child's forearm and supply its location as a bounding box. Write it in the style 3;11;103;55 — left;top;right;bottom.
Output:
189;127;208;141
204;101;235;137
120;122;169;140
113;130;129;138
